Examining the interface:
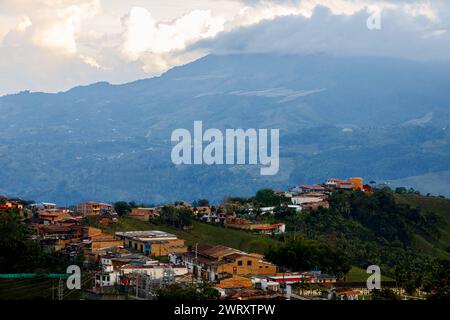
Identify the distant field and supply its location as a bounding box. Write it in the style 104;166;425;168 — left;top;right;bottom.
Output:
98;217;277;254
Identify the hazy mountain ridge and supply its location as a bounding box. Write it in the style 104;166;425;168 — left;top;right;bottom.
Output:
1;53;450;203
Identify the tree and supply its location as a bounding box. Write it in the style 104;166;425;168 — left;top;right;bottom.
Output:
114;201;131;216
0;209;67;273
265;236;351;279
157;205;193;229
370;288;400;300
197;199;210;207
253;189;289;207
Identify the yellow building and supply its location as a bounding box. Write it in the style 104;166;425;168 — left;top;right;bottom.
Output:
76;201;113;216
177;244;277;282
215;275;253;289
115;230;187;257
349;177;363;190
217;253;277;276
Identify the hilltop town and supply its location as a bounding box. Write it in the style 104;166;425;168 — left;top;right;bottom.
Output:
1;177;449;300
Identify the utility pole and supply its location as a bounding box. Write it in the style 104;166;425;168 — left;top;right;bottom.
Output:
145;274;150;300
58;277;64;300
135;273;139;299
195;242;198;281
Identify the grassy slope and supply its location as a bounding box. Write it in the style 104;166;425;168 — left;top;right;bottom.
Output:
92;193;450;281
346;267;394;282
98;217;277;254
395;194;450;260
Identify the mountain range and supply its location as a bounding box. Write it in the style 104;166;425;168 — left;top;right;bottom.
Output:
1;53;450;204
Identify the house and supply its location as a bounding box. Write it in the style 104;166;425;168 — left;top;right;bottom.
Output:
327;288;360;300
0;197;26;216
90;235;123;250
115;230;187;257
129;207;159;221
260;207;276;214
362;184;373;193
252;223;286;235
37;209;71;223
95;261;188;287
193;206;211;216
324;177;364;191
298;185;326;193
215;274;253;289
38;225;84;239
37;225;85;251
199;212;226;224
287;205;302;212
291;193;327;205
76;201;114;216
99;211;118;225
119;263;188;279
29;202;57;213
252;277;281;292
267;271;336;285
225;217;286;235
173;244;277;282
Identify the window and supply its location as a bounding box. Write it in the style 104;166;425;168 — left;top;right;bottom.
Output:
140;244;143;252
237;260;243;266
247;260;252;266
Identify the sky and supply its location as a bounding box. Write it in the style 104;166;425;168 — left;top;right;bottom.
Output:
0;0;449;95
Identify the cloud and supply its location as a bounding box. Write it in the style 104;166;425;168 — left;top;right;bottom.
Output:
120;6;225;66
119;0;447;74
191;4;450;61
0;0;449;95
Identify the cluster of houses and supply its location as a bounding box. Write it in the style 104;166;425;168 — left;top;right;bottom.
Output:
188;177;372;235
0;177;377;300
89;234;343;300
0;195;26;214
282;177;372;210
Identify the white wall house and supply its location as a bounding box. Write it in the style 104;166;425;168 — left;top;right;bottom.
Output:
291;195;324;205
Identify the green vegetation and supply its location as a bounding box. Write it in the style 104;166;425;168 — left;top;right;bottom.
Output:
0;210;80;300
156;205;193;229
0;210;68;274
395;193;450;259
345;267;394;282
279;188;450;296
370;288;400;300
264;236;351;279
113;201;132;216
0;278;57;300
100;217;276;254
98;187;450;297
252;189;290;207
192;199;210;207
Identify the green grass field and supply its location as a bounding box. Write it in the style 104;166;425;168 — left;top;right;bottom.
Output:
97;217;393;281
99;217;277;254
395;194;450;260
345;267;394;282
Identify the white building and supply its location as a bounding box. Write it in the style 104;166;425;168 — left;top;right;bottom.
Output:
291;195;325;205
